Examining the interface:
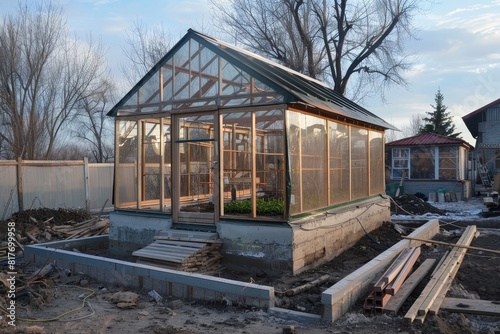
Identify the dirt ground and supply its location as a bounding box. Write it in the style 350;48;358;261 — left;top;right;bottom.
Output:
2;198;500;333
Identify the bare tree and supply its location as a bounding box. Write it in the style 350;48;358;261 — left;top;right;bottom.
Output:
74;79;115;163
211;0;426;102
0;1;108;160
120;20;173;87
401;113;423;138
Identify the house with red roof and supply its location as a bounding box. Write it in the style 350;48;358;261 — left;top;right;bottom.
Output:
386;132;473;199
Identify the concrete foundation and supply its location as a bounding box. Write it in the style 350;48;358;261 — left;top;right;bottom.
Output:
109;196;391;276
24;219;441;323
24;236;274;309
109;211;173;257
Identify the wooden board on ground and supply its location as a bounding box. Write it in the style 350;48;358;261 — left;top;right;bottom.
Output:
404;225;477;323
384;258;436;314
440;298;500;317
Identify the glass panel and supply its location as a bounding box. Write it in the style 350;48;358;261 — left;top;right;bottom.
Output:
162;59;173;101
221;111;252;217
301;114;327;211
439;146;458;180
329;121;350;204
287;111;328;214
142;122;161;211
351;127;368;199
178;114;215;212
163;118;172;212
116;120;137;208
411;147;435;179
200;46;218;98
369;131;384;194
139;72;160;105
255;110;285;218
287;111;301;215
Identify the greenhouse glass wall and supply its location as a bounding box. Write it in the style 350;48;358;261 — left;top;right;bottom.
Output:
107;29;394;275
108;29;393;228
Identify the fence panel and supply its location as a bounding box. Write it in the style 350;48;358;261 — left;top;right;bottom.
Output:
0;159;114;219
89;163;114;211
23;161;86;211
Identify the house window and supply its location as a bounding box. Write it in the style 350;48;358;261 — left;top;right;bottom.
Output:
410;147;435;179
439;147;458;180
392;148;409;179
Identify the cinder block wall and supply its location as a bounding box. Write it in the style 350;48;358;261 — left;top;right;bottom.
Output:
290;196;390;275
218;196;390;276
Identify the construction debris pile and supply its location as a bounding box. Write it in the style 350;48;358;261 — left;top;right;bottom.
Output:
364;226;489;324
391;195;447;215
1;208;109;247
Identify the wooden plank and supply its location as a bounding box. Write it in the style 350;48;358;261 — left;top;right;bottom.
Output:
416;226;476;316
440;298;500;316
429;260;462;315
134;252;185;263
385;247;421;295
154;236;223;244
153;239;207;248
404;226;476;322
384;259;436;314
135;245;199;257
142;242;203;252
374;247;415;291
401;235;500;255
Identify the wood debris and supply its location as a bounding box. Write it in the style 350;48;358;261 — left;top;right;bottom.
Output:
4;208;109;250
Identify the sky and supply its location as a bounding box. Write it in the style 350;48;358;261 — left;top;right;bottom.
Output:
2;0;500;145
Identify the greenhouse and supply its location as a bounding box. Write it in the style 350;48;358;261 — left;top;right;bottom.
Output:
107;30;394;274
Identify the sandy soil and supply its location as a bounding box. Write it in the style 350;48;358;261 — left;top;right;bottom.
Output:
3;196;500;333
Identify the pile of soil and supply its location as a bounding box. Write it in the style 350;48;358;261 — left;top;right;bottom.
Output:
391;194;447;215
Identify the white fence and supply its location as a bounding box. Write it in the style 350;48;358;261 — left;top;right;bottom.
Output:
0;159;114;219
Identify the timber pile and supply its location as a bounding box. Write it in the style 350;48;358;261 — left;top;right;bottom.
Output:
133;237;224;274
4;209;109;247
404;225;478;323
49;217;109;239
364;247;422;315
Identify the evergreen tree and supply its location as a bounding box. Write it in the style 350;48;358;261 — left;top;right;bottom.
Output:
419;89;461;138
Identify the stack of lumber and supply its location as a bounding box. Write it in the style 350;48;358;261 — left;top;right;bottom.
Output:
50;217;109;239
364;247;422;315
133;236;224;274
404;225;478;323
11;216;109;245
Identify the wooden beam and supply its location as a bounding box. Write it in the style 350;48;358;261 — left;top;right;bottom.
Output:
374;247;415;292
440;298;500;317
401;236;500;255
404;226;477;323
384;259;436;314
385;247;421;295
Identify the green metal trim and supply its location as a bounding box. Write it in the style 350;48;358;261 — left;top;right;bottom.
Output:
289;194;384;221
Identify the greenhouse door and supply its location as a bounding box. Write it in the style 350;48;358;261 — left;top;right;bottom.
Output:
172;112;219;226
